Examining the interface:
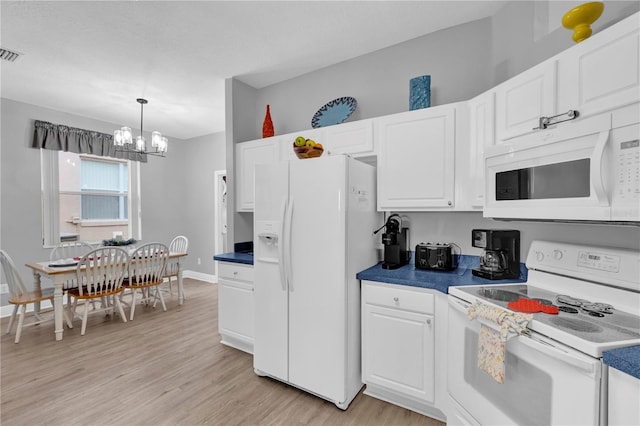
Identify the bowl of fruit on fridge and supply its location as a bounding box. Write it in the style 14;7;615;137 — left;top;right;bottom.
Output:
293;136;324;159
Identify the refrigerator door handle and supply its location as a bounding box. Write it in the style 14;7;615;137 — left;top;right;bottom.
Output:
278;199;287;291
285;198;294;291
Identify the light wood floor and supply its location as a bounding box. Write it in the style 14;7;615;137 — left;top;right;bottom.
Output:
1;279;445;426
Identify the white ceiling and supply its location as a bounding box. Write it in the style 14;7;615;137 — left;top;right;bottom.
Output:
1;1;507;140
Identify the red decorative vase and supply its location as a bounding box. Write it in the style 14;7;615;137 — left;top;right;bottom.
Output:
262;104;274;138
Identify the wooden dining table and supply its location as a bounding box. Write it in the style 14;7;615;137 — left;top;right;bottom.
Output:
25;252;187;341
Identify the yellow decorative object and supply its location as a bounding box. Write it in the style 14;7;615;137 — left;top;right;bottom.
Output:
562;2;605;43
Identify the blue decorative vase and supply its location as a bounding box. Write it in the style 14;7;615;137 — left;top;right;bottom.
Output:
410;75;431;110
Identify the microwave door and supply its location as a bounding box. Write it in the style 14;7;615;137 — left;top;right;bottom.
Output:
494;159;591;202
529;159;591;200
484;115;613;221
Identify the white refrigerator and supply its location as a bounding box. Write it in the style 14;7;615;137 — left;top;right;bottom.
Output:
253;155;379;409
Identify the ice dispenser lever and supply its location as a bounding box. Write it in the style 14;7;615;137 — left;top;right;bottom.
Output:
258;232;278;246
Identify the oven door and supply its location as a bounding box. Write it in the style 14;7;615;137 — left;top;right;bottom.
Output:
447;295;603;426
484;113;613;222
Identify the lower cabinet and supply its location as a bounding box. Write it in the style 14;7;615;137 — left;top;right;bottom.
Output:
608;367;640;426
361;281;448;422
218;262;254;354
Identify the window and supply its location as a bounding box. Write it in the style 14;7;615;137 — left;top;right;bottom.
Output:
78;157;128;220
41;150;141;246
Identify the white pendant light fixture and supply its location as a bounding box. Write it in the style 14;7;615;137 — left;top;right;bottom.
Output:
113;98;167;156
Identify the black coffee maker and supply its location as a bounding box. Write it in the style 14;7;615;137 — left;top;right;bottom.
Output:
374;214;410;270
471;229;520;280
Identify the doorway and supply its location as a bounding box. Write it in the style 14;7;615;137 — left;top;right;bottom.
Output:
214;170;228;277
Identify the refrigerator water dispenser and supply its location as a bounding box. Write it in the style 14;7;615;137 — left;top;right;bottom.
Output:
256;220;281;262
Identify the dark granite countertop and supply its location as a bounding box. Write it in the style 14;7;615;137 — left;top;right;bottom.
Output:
213;252;254;265
603;346;640;379
214;242;254;265
356;254;528;294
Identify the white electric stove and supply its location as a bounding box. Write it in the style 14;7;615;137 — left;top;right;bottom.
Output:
450;240;640;358
447;240;640;426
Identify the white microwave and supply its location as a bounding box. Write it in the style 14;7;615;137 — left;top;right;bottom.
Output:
484;106;639;224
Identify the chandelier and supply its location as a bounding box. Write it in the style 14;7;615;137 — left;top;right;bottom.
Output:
113;98;168;156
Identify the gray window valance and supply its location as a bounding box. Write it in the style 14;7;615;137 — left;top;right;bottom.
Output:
32;120;147;162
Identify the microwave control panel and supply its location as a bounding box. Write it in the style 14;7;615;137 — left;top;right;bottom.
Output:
613;139;639;202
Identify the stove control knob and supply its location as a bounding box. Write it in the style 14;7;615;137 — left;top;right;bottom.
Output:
553;249;563;260
536;251;545;262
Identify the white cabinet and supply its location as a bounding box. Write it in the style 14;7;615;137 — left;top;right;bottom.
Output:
494;60;557;143
362;285;435;402
218;262;254;354
361;281;447;421
376;105;457;211
608;368;640;426
467;90;495;208
557;12;640;119
279;121;375;162
494;12;639;145
235;139;279;211
324;119;375;159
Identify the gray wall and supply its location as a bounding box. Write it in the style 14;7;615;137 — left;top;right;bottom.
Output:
253;16;493;136
228;1;640;255
181;131;226;275
0;98;225;302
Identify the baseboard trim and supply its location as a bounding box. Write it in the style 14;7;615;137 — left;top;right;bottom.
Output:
182;270;217;283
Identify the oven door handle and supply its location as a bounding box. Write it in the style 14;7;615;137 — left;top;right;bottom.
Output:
449;296;471;313
450;296;503;332
517;334;599;377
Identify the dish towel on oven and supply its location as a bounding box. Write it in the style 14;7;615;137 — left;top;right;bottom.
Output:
467;301;532;383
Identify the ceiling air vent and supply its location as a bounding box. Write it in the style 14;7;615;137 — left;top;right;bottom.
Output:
0;47;22;62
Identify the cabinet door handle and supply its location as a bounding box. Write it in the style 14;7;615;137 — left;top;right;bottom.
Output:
533;109;579;130
426;318;432;325
393;297;399;302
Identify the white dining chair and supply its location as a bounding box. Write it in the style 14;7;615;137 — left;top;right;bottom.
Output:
121;242;169;320
67;247;129;335
163;236;188;298
1;249;55;343
50;240;98;311
49;241;94;263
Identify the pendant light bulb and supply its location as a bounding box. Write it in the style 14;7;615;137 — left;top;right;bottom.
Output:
122;127;133;145
135;135;146;152
151;131;162;148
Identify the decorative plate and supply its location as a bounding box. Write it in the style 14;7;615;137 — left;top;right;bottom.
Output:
311;97;357;128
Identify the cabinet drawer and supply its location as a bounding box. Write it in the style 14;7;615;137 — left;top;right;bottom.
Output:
219;262;254;283
364;282;434;314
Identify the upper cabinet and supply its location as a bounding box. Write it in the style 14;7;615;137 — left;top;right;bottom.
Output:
557;13;640;119
467;90;495;208
323;119;375;158
494;60;557;143
235;138;279;212
495;13;639;145
376;104;458;211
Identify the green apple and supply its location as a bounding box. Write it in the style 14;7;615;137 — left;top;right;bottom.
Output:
294;136;306;147
305;139;316;147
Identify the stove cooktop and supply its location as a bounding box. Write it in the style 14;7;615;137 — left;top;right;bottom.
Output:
450;283;640;358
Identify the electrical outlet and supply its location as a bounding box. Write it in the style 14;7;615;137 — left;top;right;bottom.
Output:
0;283;9;294
197;257;201;265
